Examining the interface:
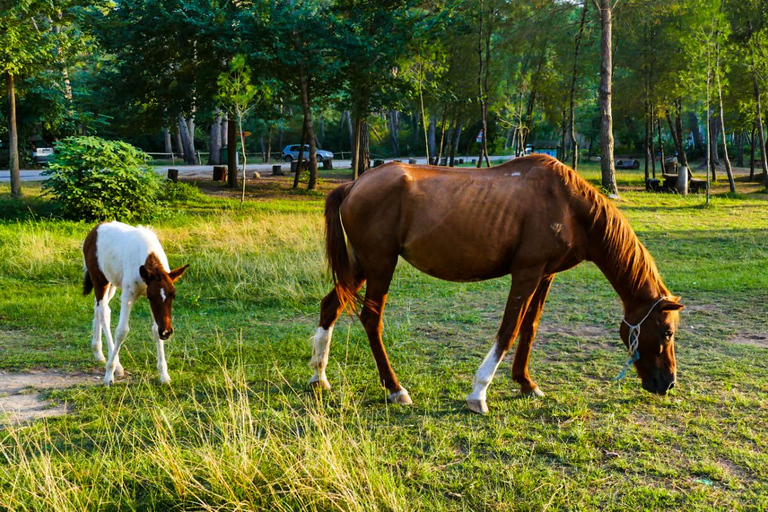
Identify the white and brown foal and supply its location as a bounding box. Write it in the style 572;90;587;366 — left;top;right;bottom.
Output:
82;221;188;385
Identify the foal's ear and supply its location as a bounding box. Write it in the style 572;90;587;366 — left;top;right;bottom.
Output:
660;296;684;312
139;265;152;283
169;264;190;283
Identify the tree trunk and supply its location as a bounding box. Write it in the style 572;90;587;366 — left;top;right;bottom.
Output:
657;117;665;169
750;121;756;180
265;126;272;163
351;112;370;179
427;116;437;161
597;0;618;196
709;115;720;180
717;102;735;193
227;118;238;188
569;0;588;171
450;120;463;167
388;111;400;157
174;128;184;161
644;103;651;182
345;110;354;155
221;115;228;148
163;128;173;156
689;112;703;153
293;117;308;189
7;73;20;198
674;100;690;169
208;115;222;165
298;65;318;190
754;76;768;184
178;116;196;165
650;107;656;178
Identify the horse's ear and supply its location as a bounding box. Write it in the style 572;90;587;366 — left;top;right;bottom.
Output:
169;264;189;283
139;265;151;283
660;297;684;312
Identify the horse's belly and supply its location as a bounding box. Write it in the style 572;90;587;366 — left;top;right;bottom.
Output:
400;240;512;282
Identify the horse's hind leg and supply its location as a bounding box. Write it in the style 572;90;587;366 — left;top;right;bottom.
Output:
467;266;544;414
310;281;364;390
360;269;411;405
512;275;555;397
91;283;109;363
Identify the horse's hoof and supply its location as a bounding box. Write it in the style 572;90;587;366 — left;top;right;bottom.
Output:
523;387;545;398
387;388;413;405
103;378;113;387
94;354;106;364
160;375;171;385
114;366;125;378
309;377;331;391
467;398;489;415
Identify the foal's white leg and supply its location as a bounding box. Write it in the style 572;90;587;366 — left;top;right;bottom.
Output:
92;298;106;363
309;326;334;390
466;342;504;415
153;322;171;384
104;288;133;385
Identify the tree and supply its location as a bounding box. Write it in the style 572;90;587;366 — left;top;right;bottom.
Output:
595;0;619;196
217;55;270;202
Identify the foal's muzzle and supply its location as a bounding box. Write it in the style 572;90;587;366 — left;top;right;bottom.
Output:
160;328;173;340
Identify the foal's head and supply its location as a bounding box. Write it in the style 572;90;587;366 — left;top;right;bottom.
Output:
621;296;684;395
139;257;189;340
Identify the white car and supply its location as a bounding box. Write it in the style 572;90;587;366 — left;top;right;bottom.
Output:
282;144;333;162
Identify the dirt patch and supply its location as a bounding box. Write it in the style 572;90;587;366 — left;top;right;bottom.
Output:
0;370;100;425
728;333;768;349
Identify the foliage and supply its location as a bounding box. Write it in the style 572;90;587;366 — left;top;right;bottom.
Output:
161;180;205;203
42;136;162;221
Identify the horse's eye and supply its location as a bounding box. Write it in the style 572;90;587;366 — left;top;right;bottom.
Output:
664;330;674;339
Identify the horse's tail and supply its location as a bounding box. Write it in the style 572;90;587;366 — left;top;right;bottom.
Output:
325;182;360;311
82;271;93;296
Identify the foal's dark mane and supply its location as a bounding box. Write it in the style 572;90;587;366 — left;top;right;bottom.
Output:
543;156;669;298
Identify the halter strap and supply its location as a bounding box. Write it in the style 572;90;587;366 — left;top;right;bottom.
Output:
614;296;669;381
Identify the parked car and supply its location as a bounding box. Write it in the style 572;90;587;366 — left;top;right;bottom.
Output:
31;144;54;165
615;157;640;169
282;144;333;162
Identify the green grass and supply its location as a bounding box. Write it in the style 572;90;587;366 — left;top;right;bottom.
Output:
0;174;767;510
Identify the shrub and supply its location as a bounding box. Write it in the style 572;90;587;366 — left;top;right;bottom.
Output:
42;137;162;221
161;181;204;203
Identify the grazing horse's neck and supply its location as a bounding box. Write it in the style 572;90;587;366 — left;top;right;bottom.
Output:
584;201;669;314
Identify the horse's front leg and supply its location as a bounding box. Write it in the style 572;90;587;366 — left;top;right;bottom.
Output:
152;322;171;384
466;266;545;414
512;274;555;397
104;288;133;385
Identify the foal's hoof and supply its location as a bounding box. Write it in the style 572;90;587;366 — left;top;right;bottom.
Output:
114;365;125;378
387;388;413;405
523;387;545;398
94;354;106;364
309;377;331;391
103;378;114;387
467;398;489;415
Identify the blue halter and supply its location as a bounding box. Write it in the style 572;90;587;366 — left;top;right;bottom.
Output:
614;296;669;381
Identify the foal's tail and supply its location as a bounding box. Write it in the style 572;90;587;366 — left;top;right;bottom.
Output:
82;271;94;296
325;182;360;311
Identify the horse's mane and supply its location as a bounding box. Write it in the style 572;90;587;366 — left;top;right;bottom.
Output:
539;156;668;297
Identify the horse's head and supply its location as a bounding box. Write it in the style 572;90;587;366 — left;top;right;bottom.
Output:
140;263;189;340
620;296;684;395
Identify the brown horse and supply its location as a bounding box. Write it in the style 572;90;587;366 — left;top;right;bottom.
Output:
310;154;683;414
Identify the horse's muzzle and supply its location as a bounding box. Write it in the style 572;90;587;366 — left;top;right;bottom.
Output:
642;373;676;395
160;328;173;340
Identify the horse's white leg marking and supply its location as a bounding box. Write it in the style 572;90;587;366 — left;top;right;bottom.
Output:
92;297;105;363
153;322;171;384
467;342;503;414
104;287;132;385
309;326;333;390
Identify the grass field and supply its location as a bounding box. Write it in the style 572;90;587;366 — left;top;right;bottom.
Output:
1;163;767;510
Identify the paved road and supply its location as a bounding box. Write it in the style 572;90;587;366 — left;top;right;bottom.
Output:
0;156;502;183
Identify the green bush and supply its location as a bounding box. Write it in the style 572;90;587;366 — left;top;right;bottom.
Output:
161;181;205;202
42;137;162;221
